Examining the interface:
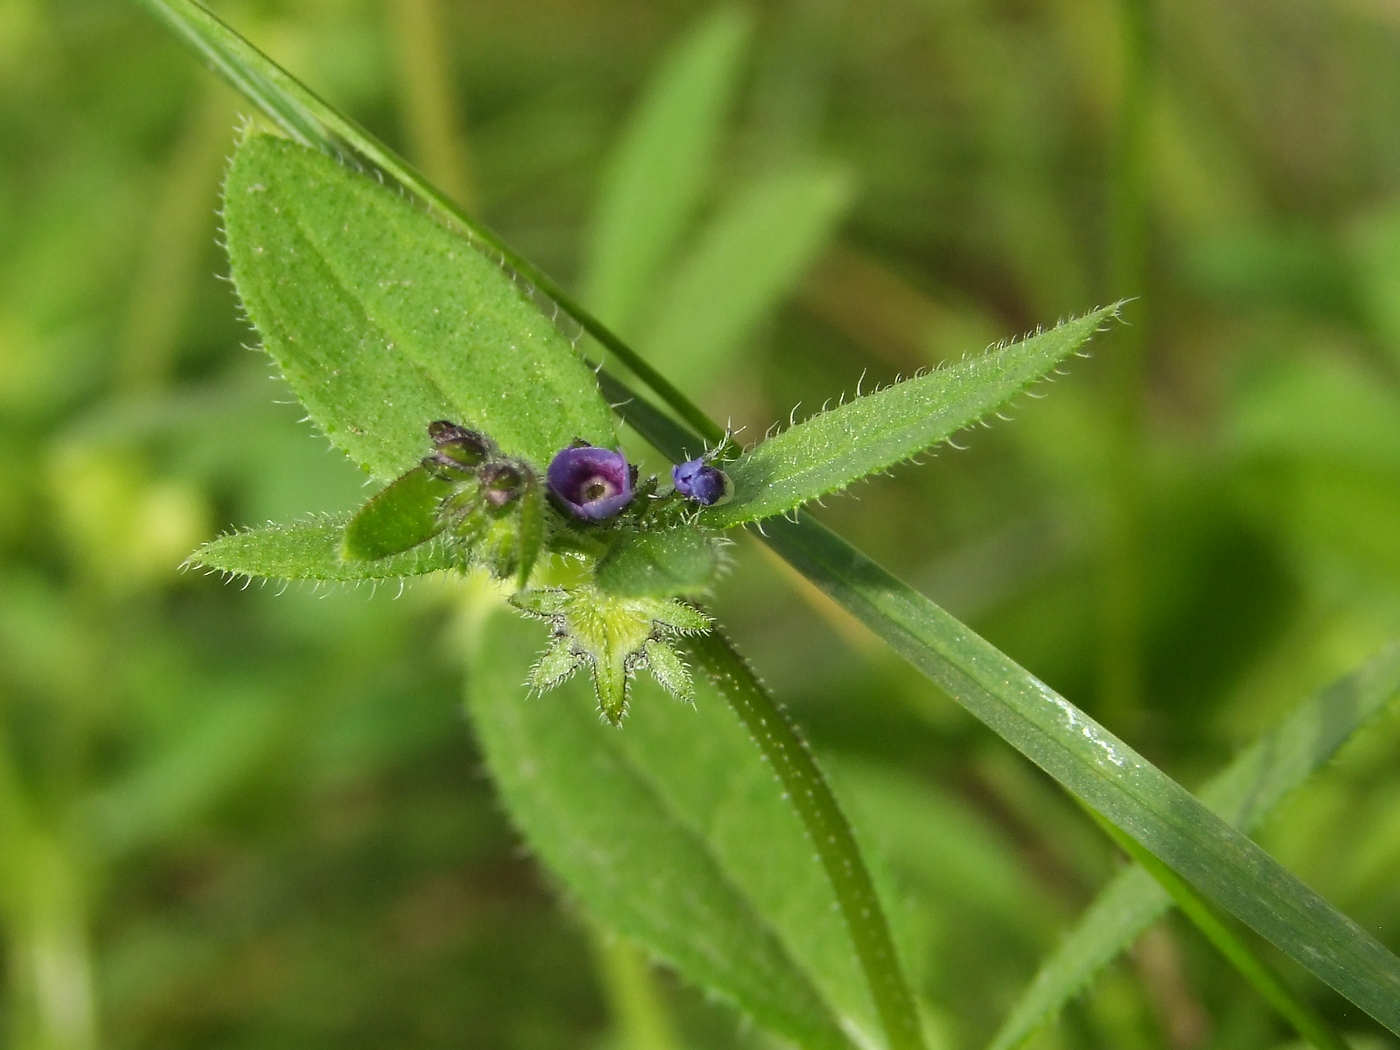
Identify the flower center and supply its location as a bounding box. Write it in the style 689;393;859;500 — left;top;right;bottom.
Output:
582;477;614;502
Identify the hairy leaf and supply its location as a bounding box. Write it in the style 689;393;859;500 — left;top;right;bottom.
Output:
703;307;1119;527
191;516;458;580
465;611;879;1050
223;133;616;479
342;466;452;561
594;529;722;598
989;642;1400;1050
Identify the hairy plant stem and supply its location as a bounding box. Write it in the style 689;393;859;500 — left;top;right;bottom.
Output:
1084;806;1349;1050
684;629;926;1050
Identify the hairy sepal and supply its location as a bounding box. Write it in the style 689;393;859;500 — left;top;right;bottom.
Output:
511;586;711;723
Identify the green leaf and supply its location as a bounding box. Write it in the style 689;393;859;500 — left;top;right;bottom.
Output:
582;6;753;333
341;466;452;561
465;611;876;1050
642;165;854;394
190;515;458;581
703;306;1120;527
756;512;1400;1037
223;132;616;479
594;529;722;598
989;642;1400;1050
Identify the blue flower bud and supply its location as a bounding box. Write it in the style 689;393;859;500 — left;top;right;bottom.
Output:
672;458;733;506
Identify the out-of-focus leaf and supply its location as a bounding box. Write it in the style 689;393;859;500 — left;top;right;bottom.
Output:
642;165;854;393
464;610;880;1050
81;690;281;858
223;133;616;479
191;515;458;580
704;307;1119;527
989;642;1400;1050
583;6;753;333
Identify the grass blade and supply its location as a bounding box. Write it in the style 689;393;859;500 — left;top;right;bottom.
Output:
990;642;1400;1049
755;512;1400;1036
1086;806;1350;1050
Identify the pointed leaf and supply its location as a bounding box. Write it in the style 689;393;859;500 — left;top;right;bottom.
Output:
223;132;616;479
342;466;453;561
190;515;458;581
704;307;1120;527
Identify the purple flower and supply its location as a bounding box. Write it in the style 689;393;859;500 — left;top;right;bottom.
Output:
672;458;733;507
547;445;634;520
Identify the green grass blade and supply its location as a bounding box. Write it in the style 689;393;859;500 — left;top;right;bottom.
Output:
703;307;1120;527
990;642;1400;1050
643;164;853;394
133;0;725;445
190;515;459;581
223;133;616;476
582;6;752;333
1086;806;1350;1050
755;512;1400;1036
465;611;873;1050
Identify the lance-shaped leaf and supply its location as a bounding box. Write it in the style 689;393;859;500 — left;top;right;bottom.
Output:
703;307;1120;527
342;466;453;561
191;515;459;581
222;132;617;480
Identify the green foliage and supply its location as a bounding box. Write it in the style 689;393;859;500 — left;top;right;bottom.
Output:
193;514;459;580
13;0;1400;1048
594;529;724;599
341;465;452;561
991;642;1400;1050
583;6;753;334
757;512;1400;1035
222;132;616;478
465;610;876;1050
642;165;855;393
705;307;1119;527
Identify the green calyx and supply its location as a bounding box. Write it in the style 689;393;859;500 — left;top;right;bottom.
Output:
511;586;712;724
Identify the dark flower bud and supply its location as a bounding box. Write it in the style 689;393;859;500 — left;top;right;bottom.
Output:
672;458;733;507
480;460;529;509
425;420;494;477
547;445;634;521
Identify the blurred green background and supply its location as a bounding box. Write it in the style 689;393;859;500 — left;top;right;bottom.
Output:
4;0;1400;1047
